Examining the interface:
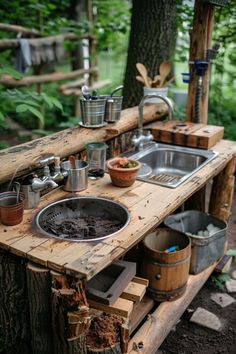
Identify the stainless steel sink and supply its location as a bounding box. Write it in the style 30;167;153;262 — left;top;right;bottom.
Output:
128;143;218;188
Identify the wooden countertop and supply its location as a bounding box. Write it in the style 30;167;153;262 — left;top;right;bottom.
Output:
0;139;236;280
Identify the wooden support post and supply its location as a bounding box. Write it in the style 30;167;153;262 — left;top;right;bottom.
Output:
51;271;89;354
26;262;54;354
0;250;31;354
186;0;215;123
209;156;236;222
184;185;207;212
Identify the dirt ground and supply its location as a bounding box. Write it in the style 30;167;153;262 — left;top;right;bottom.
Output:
158;191;236;354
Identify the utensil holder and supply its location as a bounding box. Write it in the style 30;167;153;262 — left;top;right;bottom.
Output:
80;98;107;127
61;160;88;192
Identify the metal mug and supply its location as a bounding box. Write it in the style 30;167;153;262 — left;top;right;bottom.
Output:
104;96;123;123
61;160;88;192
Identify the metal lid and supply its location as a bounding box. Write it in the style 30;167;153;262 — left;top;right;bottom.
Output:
86;142;108;150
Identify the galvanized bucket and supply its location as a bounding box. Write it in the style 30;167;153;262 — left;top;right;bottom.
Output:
80;97;106;127
104;96;123;123
164;210;227;274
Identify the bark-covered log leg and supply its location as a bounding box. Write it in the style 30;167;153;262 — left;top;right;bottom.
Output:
51;271;89;354
26;262;54;354
209;157;236;222
87;344;122;354
0;250;31;354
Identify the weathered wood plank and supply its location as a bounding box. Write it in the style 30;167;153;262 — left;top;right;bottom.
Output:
0;104;166;184
88;297;133;318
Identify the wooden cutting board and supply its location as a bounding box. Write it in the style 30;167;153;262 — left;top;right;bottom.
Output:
152;120;224;149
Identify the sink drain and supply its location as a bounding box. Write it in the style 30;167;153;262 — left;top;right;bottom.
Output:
149;173;182;184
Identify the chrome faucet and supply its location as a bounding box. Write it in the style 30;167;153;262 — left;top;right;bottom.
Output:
22;156;66;209
131;94;174;150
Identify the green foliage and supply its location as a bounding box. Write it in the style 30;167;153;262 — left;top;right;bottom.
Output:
208;273;231;290
208;94;236;140
0;141;10;150
0;89;63;128
0;68;23;80
227;249;236;261
93;0;131;51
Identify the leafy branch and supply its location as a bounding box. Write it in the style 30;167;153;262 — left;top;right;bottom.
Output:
0;89;63;127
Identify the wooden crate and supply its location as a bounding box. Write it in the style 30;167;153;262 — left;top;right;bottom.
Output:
152;120;224;149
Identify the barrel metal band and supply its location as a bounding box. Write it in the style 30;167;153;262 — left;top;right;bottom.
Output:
148;283;187;295
142;255;191;267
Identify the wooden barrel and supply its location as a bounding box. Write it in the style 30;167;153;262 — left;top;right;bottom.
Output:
140;228;191;301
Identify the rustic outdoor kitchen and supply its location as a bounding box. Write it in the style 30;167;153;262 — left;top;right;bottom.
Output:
0;97;236;353
1;2;236;354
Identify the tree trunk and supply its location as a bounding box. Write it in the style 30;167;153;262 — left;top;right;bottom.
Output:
68;0;86;71
0;250;31;354
26;263;54;354
123;0;177;108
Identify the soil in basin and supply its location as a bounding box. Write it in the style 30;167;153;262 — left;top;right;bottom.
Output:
43;215;123;240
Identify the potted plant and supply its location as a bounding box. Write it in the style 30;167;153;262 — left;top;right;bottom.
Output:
107;157;141;187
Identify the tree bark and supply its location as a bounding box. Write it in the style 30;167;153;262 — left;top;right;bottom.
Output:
87;344;122;354
68;0;86;71
51;272;89;354
209;157;236;222
26;263;54;354
0;250;31;354
186;0;215;123
123;0;177;108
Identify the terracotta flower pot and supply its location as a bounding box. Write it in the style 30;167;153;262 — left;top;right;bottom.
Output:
107;158;141;187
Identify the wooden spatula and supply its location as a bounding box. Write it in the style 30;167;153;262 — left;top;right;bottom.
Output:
159;62;171;87
69;155;76;169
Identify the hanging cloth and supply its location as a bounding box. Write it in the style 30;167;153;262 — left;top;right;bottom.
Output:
16;38;32;73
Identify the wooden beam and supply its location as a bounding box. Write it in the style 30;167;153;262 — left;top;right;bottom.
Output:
0;67;98;86
0;104;167;184
88;297;134;318
0;33;94;49
0;22;40;37
186;0;215;123
127;262;217;354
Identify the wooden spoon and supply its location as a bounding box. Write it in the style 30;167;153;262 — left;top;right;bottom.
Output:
69;155;77;169
136;75;145;84
159;62;171;87
136;63;150;87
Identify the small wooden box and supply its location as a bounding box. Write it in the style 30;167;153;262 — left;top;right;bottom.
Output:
152;120;224;149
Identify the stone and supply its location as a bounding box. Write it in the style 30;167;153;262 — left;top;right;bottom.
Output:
231;270;236;280
211;292;236;308
226;279;236;293
190;307;222;331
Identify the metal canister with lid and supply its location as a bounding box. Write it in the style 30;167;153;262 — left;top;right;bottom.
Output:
104;85;123;123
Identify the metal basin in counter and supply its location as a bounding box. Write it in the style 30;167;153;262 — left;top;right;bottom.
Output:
128;143;218;188
34;197;130;242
